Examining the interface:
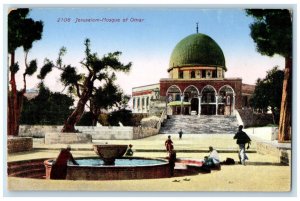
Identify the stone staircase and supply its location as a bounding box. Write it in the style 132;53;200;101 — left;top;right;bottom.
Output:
159;115;239;134
8;159;46;179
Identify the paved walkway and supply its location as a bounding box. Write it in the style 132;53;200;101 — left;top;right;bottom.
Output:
6;134;291;193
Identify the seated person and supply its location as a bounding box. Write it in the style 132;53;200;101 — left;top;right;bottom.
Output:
125;144;134;156
203;146;220;168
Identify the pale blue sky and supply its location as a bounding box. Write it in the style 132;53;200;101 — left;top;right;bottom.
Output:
14;7;285;95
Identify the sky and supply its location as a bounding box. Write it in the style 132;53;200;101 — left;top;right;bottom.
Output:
12;6;287;95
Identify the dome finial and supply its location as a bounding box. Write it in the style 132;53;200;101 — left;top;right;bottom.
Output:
196;22;199;33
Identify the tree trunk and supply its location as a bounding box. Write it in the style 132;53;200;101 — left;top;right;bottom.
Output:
61;90;91;133
8;52;26;136
278;57;292;142
8;52;18;136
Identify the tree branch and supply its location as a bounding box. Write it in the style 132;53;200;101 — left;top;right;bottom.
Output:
22;51;29;94
80;61;92;73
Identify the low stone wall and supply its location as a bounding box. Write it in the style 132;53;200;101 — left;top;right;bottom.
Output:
256;141;291;165
19;125;159;140
78;126;134;140
237;109;273;127
245;127;278;141
44;133;92;144
7;137;33;153
133;127;159;139
19;125;62;138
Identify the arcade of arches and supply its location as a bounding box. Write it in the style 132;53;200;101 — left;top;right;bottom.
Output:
163;83;238;116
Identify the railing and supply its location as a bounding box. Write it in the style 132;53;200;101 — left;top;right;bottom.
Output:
156;109;167;132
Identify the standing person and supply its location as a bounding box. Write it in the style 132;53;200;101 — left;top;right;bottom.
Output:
165;135;173;152
178;129;183;139
168;145;177;177
233;125;251;165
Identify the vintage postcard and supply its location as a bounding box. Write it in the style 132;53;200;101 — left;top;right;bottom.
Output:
4;4;294;196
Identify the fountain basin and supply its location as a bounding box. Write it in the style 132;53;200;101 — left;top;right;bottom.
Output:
93;144;128;165
44;157;170;180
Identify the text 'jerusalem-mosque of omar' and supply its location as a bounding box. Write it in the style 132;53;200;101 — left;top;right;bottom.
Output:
132;26;255;116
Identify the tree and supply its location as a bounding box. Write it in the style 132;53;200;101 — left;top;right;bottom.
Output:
20;83;74;125
246;9;292;142
39;39;132;132
250;66;284;124
89;75;131;126
8;8;43;136
90;76;123;126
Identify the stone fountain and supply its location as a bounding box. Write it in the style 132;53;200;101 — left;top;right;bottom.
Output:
44;144;170;180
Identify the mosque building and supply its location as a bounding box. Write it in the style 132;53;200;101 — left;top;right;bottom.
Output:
132;27;254;116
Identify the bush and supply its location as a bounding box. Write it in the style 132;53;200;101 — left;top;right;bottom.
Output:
107;109;133;126
98;113;109;126
77;112;94;126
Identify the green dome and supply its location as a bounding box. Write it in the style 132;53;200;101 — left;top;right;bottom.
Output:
169;33;226;71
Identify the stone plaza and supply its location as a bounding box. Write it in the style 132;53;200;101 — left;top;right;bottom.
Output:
6;128;291;193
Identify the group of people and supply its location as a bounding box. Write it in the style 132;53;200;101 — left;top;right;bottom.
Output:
165;125;251;171
51;125;250;179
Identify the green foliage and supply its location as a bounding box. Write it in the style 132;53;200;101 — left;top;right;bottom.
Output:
60;65;81;85
38;60;54;79
246;9;292;58
250;66;284;124
92;78;122;110
10;63;19;74
25;60;38;75
20;83;74;125
77;112;94;126
8;8;43;53
107;109;133;126
56;47;67;67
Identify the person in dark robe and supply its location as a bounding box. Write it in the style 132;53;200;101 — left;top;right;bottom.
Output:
50;145;78;179
165;135;173;152
168;145;177;177
178;129;183;139
125;144;134;156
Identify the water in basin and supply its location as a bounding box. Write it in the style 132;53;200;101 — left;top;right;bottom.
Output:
73;158;167;166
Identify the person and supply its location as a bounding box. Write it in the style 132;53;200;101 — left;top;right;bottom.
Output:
168;145;177;177
178;129;183;139
165;135;173;152
233;125;251;165
203;146;220;169
50;145;78;179
125;144;134;156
